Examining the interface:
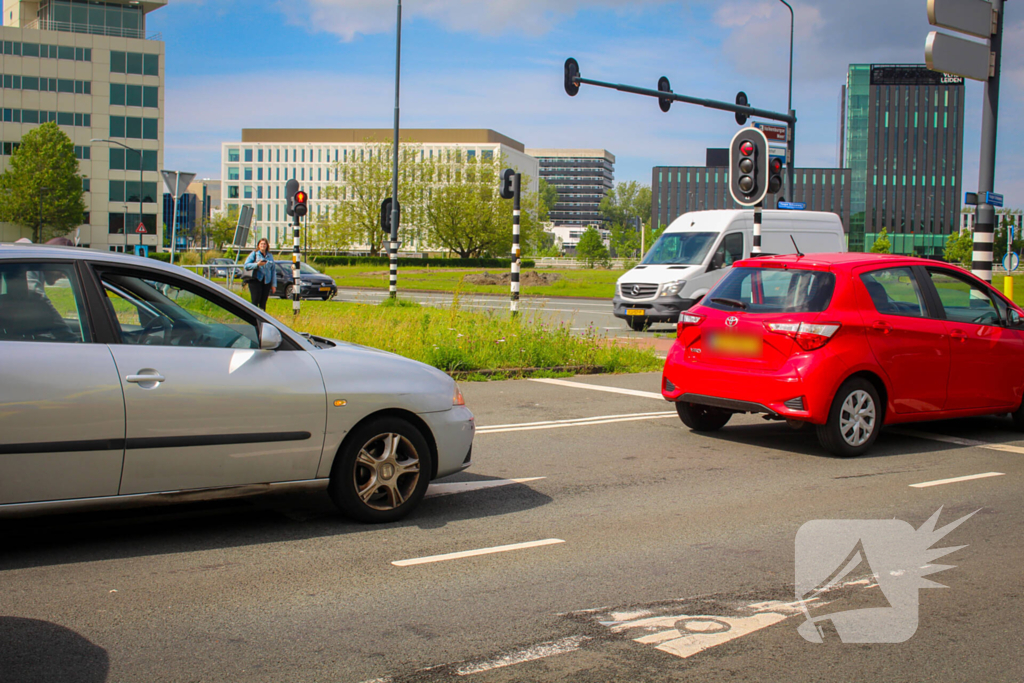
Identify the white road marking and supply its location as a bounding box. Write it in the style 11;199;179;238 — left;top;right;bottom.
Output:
392;539;565;567
454;636;591;676
528;377;665;400
476;411;676;434
424;477;545;498
909;472;1006;488
893;428;1024;455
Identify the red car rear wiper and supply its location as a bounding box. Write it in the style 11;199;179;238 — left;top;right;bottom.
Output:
711;297;749;310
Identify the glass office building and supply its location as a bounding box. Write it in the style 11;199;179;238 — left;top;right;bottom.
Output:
842;64;965;255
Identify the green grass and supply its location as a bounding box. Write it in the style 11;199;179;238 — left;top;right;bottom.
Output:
314;264;623;299
264;297;661;379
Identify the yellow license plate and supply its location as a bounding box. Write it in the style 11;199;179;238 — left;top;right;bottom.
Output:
707;332;762;356
625;308;646;316
319;287;331;292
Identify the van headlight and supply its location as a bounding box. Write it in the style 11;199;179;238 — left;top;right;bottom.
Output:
660;280;686;297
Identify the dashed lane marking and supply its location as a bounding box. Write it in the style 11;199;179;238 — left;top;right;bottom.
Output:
909;472;1005;488
528;377;665;400
424;477;545;498
392;538;565;567
454;636;591;676
476;411;676;434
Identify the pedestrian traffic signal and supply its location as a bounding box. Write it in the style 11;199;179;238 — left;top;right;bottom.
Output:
499;168;518;200
768;157;784;194
729;128;770;206
294;190;308;218
380;197;400;233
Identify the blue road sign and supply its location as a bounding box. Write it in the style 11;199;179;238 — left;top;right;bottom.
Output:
985;192;1004;207
1003;252;1019;272
778;202;806;210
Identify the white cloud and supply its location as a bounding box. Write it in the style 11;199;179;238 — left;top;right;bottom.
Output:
281;0;673;41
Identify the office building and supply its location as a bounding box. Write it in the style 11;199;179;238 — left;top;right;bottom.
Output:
0;0;166;250
525;148;614;229
221;129;538;249
652;157;852;233
842;64;965;255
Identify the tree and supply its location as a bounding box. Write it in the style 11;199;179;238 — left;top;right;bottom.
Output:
425;183;505;258
870;228;892;254
0;122;86;242
538;178;559;221
945;229;973;268
205;207;240;250
601;180;652;258
576;226;610;268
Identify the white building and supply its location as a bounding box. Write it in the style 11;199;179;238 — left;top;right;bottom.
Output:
545;224;611;256
0;0;166;250
220;129;539;250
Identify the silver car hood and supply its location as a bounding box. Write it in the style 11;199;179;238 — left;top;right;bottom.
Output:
310;339;455;414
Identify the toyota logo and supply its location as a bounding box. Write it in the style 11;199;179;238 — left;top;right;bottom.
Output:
631;285;642;296
725;316;739;328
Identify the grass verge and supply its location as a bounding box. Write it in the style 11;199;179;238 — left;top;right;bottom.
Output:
264;297;661;379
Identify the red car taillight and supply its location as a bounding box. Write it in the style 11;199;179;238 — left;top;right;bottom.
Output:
764;322;841;351
677;312;704;337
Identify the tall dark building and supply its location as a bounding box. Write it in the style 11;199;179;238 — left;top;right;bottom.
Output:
525;149;614;228
652;161;852;232
843;64;966;255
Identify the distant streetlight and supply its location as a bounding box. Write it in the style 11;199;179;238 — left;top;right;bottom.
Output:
778;0;795;202
93;138;144;253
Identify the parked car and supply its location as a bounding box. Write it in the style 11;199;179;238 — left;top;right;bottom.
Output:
615;210;846;330
274;261;338;301
662;252;1024;457
0;245;474;522
206;257;236;278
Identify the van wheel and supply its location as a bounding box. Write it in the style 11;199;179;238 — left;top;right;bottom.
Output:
676;402;731;432
816;378;881;458
627;317;648;331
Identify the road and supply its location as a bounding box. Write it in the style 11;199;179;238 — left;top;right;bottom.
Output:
332;288;673;338
1;372;1021;682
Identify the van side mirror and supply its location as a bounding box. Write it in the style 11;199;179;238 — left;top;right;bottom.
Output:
708;251;726;272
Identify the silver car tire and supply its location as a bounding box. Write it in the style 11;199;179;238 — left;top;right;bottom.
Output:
329;417;433;523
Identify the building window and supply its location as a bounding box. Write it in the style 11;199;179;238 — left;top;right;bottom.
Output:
228;167;239;181
227;186;239;199
244;149;253;163
244;168;252;181
244;186;252;199
228;148;240;163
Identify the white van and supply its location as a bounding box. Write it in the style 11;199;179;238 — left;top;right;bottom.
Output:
613;209;847;330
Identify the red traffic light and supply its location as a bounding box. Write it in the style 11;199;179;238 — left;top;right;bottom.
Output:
740;141;755;156
295;191;308;204
770;158;783;173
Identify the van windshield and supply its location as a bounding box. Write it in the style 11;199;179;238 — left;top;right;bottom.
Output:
642;232;717;266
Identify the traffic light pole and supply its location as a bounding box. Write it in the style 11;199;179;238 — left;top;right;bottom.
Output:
389;0;403;300
292;213;301;316
973;0;1003;284
753;203;763;255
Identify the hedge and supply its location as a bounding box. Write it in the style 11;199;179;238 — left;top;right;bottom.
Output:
148;252;534;269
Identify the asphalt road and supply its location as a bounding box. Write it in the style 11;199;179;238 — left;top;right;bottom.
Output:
1;372;1021;682
332;288;675;339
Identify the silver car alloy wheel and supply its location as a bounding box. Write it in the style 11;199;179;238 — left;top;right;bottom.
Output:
839;389;876;447
353;432;421;511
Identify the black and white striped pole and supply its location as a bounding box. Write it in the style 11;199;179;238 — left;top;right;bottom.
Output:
729;128;770;252
500;169;522;315
381;197;400;296
285;179;308;316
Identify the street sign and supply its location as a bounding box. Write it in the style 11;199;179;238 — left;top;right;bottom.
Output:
135;222;147;234
928;0;994;40
985;191;1004;207
768;145;788;161
778;202;806;210
925;31;992;81
754;122;788;142
1003;252;1019;272
965;191;979;205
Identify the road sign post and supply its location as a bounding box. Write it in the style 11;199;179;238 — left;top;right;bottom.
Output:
926;0;1003;283
500;168;522;315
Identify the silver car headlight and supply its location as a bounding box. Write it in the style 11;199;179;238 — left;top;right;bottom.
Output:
660;280;687;297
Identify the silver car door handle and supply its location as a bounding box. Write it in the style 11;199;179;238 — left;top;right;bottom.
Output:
126;374;166;384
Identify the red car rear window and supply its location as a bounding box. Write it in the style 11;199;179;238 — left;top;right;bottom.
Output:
704;267;835;313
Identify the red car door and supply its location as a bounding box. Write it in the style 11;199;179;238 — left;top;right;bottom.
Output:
855;265;950;413
924;267;1024;410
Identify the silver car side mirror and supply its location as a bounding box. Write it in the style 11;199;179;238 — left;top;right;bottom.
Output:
259;322;282;350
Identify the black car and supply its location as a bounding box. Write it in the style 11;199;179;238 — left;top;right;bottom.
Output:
274;262;338;300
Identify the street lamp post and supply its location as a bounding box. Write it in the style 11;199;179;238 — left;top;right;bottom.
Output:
93;138;143;254
778;0;795;203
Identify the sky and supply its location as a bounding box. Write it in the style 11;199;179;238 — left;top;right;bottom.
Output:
151;0;1024;208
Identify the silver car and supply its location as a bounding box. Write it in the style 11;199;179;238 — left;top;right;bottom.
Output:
0;245;474;523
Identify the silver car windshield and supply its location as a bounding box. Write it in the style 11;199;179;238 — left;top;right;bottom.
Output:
641;232;717;266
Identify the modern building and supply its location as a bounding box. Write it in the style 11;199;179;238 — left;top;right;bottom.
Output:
961;207;1023;233
652;156;852;234
545;224;611;256
841;64;965;255
525;148;614;229
0;0;166;250
222;129;538;250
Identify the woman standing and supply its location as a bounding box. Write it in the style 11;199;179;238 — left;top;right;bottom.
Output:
243;238;276;310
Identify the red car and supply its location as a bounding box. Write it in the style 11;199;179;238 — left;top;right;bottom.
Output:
662;252;1024;457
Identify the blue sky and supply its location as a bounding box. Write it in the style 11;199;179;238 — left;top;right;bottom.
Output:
151;0;1023;207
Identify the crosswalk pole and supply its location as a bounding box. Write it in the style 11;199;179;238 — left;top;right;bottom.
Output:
511;173;521;316
752;201;763;254
293;214;301;315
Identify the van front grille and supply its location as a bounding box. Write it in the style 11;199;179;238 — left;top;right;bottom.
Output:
620;283;658;299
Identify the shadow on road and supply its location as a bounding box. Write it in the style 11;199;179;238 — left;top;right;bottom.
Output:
0;476;552;572
0;617;108;683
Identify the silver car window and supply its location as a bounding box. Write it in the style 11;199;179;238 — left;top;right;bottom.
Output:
0;262;89;343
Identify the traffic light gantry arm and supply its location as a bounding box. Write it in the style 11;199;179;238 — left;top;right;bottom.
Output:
564;58;796;126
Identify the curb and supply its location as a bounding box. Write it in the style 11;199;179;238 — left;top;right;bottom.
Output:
336;286;611;302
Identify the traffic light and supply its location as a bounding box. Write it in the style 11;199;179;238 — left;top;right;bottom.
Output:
499;168;517;200
735;91;749;126
380;197;400;233
729;128;769;206
657;76;672;113
294;190;308;218
285;179;299;217
768;156;784;195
